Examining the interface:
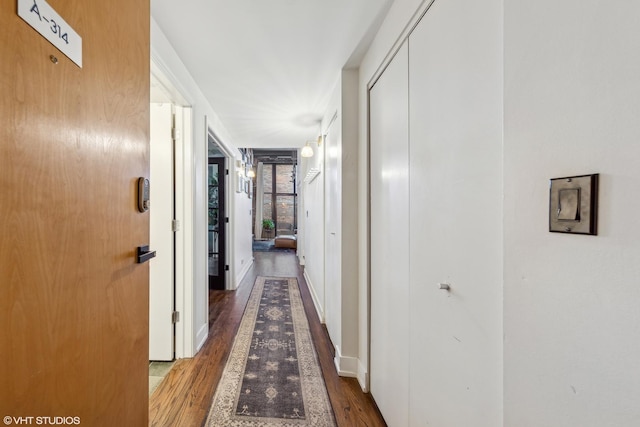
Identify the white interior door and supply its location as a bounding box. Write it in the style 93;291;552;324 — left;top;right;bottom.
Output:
406;1;504;424
324;120;341;346
369;41;410;426
150;103;175;361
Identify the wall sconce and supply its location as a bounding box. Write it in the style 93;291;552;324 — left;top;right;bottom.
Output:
301;142;313;158
247;168;256;178
235;159;245;174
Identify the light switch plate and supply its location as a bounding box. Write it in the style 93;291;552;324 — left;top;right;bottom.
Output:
549;174;598;235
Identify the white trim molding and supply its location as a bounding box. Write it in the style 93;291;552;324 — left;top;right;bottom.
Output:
235;256;254;289
358;359;369;392
303;269;324;323
333;345;358;378
195;322;209;353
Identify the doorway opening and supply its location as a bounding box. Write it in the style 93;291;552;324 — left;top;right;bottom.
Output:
207;130;233;330
251;149;298;249
149;61;194;368
149;102;176;363
208;154;226;290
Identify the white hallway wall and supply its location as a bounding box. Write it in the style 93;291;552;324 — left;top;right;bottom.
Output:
151;18;254;355
323;79;342;363
320;70;360;378
234;159;254;289
339;69;360;376
301;140;325;321
233;171;254;284
504;0;640;425
302;70;360;381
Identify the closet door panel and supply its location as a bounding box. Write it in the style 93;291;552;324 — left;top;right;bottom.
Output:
369;41;410;427
408;0;504;425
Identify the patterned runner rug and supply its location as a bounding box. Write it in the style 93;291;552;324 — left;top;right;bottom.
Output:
205;276;337;426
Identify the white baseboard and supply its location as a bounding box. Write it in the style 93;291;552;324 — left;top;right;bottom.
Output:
195;322;208;353
303;269;324;323
333;345;358;378
357;360;369;392
235;257;254;289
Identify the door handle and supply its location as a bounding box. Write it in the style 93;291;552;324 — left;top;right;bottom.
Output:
136;245;156;263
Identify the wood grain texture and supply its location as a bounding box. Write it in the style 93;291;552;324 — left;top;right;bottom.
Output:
0;0;150;424
149;252;386;427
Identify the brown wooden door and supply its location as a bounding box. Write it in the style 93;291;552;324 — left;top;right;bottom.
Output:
0;0;150;425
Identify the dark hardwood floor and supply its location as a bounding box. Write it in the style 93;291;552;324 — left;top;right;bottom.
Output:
149;251;386;427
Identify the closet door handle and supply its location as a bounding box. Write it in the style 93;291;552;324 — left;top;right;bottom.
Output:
136;245;156;263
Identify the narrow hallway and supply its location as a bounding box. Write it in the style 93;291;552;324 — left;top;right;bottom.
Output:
149;252;385;426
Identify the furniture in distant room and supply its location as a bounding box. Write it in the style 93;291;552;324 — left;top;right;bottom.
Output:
274;235;297;249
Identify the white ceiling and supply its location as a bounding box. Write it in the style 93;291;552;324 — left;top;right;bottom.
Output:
151;0;392;149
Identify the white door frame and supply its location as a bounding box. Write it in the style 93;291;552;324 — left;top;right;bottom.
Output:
151;57;194;359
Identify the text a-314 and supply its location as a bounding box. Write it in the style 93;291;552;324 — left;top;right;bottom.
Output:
29;0;69;44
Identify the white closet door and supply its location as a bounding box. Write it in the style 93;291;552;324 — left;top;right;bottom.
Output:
407;0;503;425
369;41;410;427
